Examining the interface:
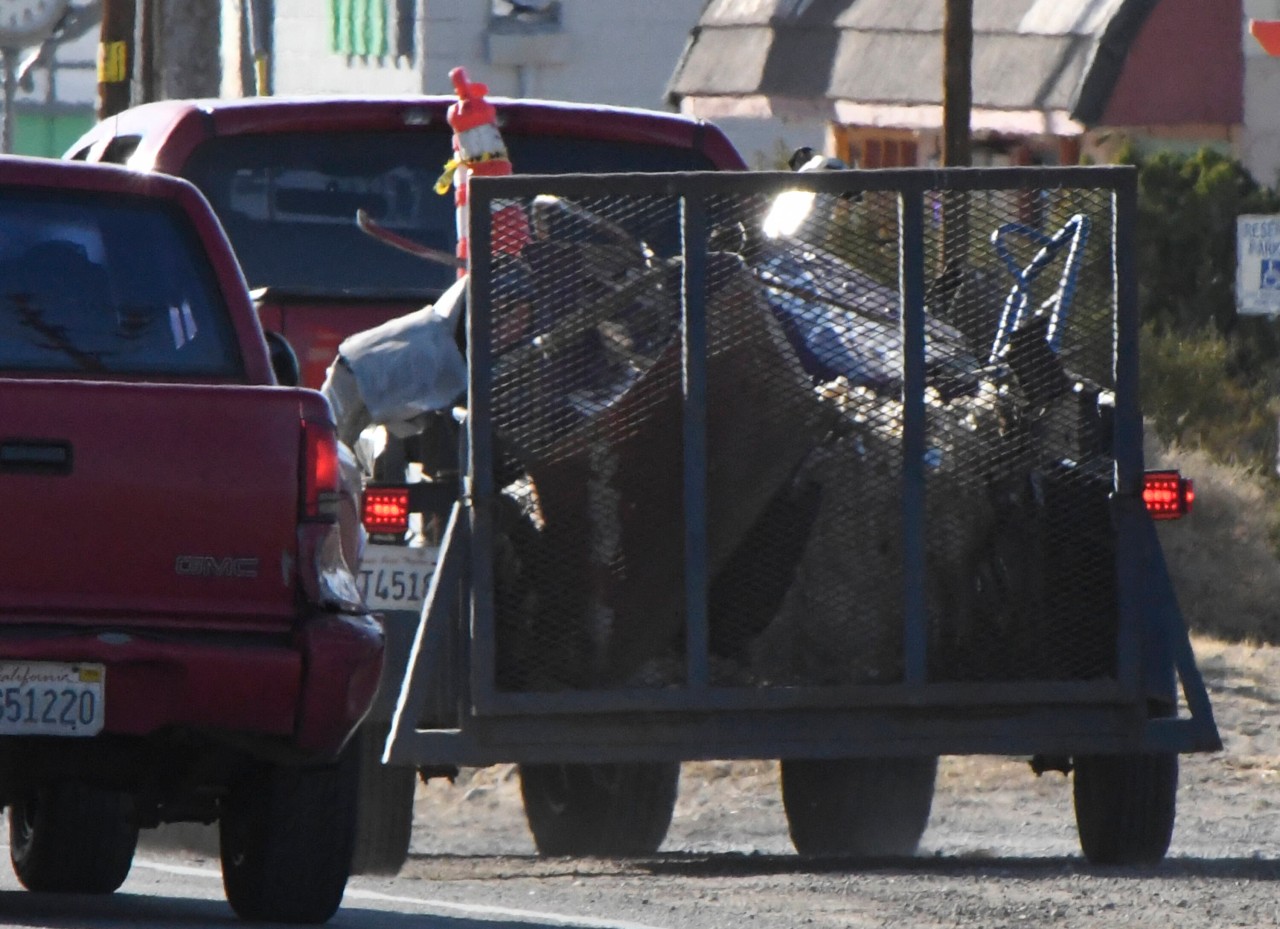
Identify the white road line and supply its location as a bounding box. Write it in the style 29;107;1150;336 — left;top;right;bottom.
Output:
131;857;670;929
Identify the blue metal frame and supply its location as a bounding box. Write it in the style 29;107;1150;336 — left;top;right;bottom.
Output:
384;165;1221;768
988;213;1091;363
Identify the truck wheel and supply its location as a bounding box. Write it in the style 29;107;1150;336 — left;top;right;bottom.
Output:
781;757;937;857
9;783;138;893
1073;752;1177;865
519;762;679;857
351;723;417;876
219;751;358;924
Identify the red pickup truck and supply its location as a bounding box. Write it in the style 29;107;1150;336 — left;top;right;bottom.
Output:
0;156;382;924
67;94;747;874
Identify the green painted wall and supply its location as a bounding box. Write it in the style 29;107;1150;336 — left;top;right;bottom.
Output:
12;110;96;158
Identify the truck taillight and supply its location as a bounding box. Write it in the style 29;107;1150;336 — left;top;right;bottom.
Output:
1143;470;1194;520
362;486;410;535
302;419;340;521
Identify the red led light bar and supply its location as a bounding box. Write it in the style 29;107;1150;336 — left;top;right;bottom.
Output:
362;486;411;534
1142;470;1193;520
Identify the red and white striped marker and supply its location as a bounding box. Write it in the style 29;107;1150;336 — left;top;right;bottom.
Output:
435;67;530;277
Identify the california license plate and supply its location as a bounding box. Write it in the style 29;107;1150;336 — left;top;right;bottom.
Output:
0;662;105;736
356;544;439;612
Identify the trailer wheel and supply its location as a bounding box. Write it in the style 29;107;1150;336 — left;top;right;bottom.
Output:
351;723;417;876
1073;752;1177;865
519;762;679;857
220;751;357;924
781;757;937;857
9;783;138;893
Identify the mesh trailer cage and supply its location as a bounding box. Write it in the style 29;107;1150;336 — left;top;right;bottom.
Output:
455;166;1162;725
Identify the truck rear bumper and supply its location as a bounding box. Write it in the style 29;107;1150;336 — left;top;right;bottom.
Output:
0;611;384;759
293;611;385;755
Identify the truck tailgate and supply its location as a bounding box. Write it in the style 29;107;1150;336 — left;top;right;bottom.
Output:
0;378;315;628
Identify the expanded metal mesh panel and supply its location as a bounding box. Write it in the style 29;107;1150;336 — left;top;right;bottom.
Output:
918;186;1118;682
487;194;689;691
473;170;1124;697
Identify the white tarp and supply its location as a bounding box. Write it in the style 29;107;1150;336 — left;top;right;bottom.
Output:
323;276;469;444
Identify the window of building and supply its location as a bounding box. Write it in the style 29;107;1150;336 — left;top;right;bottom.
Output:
491;0;560;20
833;128;920;169
331;0;389;58
331;0;415;59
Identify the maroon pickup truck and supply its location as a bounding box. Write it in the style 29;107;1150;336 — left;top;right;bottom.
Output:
0;156;382;924
66;94;747;875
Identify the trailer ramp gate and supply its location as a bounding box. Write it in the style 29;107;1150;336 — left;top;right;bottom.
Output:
387;166;1219;767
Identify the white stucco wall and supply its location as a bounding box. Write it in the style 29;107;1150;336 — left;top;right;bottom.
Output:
243;0;798;163
1243;0;1280;187
255;1;721;111
258;0;423;96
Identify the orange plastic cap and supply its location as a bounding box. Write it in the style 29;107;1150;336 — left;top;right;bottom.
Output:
1252;19;1280;57
447;66;498;133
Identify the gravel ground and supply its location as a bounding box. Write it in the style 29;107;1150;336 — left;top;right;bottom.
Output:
354;636;1280;928
141;636;1280;927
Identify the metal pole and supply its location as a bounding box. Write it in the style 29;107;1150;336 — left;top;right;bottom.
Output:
900;188;928;685
681;193;710;691
1;48;15;154
247;0;272;95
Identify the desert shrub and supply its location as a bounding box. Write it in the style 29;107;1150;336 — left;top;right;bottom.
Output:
1140;323;1280;470
1149;438;1280;643
1127;148;1280;472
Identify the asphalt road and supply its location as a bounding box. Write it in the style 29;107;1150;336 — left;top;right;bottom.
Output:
0;846;671;929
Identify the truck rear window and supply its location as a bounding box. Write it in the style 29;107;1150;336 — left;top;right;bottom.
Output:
182;130;719;299
0;189;243;378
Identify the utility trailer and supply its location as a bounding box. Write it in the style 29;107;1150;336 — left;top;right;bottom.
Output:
385;165;1219;864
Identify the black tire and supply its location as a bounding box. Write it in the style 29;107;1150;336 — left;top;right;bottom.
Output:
219;751;358;924
351;724;417;876
9;783;138;894
1073;752;1177;865
781;757;937;857
519;762;679;857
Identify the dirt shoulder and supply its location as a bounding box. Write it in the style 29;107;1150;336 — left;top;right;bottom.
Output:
143;635;1280;928
407;636;1276;861
371;635;1278;929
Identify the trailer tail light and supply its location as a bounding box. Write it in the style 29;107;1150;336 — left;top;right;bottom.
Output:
302;419;341;521
363;486;411;535
1143;470;1194;520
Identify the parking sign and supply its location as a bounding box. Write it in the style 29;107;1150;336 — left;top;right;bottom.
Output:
1237;214;1280;315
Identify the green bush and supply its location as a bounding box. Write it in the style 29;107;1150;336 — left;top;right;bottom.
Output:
1128;147;1280;472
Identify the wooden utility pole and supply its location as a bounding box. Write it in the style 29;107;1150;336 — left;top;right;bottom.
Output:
97;0;135;119
941;0;973;274
942;0;973;167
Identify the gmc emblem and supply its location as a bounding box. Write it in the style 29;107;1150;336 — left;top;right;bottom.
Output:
175;555;261;579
